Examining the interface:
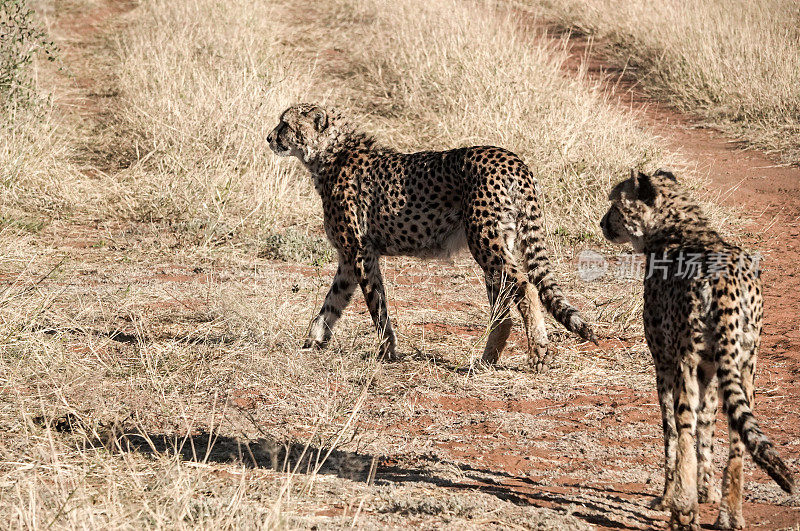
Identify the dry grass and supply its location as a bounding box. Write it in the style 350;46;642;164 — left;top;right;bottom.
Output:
530;0;800;164
1;0;768;528
108;0;314;245
108;0;678;248
1;244;625;528
0;258;378;528
0;104;89;224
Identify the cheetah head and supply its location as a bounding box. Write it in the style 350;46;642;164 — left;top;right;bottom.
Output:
268;103;332;163
600;168;678;252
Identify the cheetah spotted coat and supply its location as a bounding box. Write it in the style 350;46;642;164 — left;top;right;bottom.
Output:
601;169;794;530
268;103;595;369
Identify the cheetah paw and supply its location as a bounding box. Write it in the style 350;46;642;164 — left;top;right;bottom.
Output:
472;358;496;373
650;495;670;511
670;509;699;531
378;341;398;361
714;508;744;530
698;485;721;504
527;344;554;373
302;338;326;350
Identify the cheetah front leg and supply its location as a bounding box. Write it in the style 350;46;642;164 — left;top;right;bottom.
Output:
305;261;357;349
353;250;397;359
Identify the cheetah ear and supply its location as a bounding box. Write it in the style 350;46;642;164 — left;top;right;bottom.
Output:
653;168;677;182
636;171;657;206
620;168;639;200
309;107;328;132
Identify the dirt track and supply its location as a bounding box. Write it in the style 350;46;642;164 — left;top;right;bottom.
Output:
19;1;800;529
400;28;800;528
353;22;800;531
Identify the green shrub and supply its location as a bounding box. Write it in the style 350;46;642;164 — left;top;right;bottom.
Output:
0;0;56;107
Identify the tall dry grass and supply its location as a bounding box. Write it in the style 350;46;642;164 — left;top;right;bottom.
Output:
111;0;674;248
110;0;316;245
531;0;800;163
1;105;78;218
1;0;124;230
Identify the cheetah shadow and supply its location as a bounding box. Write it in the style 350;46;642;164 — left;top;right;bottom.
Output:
395;346;582;376
38;413;666;529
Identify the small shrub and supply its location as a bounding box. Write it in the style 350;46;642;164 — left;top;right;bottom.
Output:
258;229;335;266
0;0;56;107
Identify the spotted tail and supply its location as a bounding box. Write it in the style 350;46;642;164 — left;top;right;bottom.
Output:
516;179;596;343
712;281;795;493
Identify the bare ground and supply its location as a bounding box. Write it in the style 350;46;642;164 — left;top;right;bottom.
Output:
3;1;800;529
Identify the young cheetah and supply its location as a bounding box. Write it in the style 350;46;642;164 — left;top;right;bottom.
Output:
267;103;595;370
601;169;795;530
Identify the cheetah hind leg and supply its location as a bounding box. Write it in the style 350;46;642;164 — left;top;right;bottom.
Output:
696;367;721;504
517;282;552;372
480;277;514;366
715;347;756;530
480;273;552;372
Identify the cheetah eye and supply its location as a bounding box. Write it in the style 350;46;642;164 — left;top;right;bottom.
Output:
279;122;298;137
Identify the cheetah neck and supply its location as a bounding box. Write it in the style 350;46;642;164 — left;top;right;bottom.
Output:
294;112;383;173
643;215;724;254
306;131;380;172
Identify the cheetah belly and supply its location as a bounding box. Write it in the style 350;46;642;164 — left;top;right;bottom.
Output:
372;207;466;259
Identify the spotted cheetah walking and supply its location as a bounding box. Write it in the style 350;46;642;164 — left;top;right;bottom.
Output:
601;169;795;530
267;103;595;369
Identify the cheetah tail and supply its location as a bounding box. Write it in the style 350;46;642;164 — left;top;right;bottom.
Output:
517;203;596;344
713;291;795;494
529;258;596;344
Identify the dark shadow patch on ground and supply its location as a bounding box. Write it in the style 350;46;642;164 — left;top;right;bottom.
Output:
35;413;665;529
30;323;237;347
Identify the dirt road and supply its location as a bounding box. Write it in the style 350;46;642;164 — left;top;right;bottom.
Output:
403;30;800;529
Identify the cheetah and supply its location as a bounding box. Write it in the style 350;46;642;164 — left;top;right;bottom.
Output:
601;169;795;529
267;103;595;370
